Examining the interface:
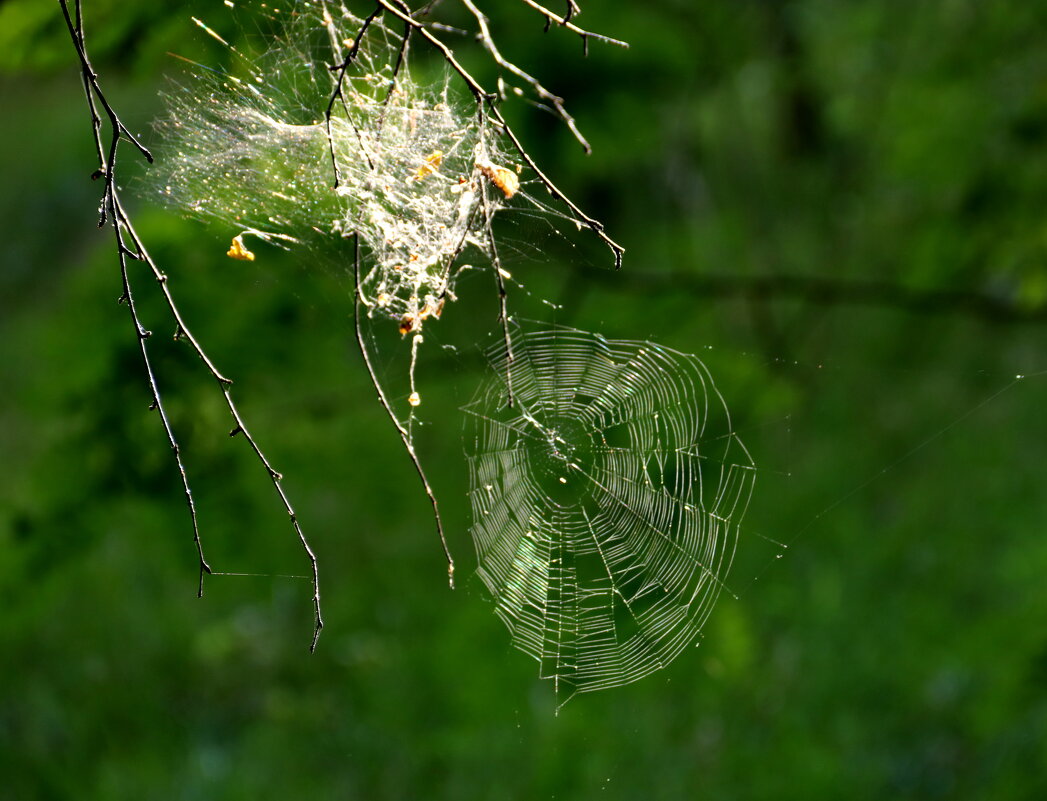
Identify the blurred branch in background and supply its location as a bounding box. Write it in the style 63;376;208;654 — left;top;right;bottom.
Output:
585;269;1047;325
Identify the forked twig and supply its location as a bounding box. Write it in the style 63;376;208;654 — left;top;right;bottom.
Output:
462;0;592;152
373;0;626;268
58;0;207;589
324;5;382;182
60;0;323;651
488;101;624;269
516;0;627;50
321;2;619;561
322;5;455;587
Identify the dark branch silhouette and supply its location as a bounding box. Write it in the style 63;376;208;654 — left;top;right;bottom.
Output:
60;0;323;651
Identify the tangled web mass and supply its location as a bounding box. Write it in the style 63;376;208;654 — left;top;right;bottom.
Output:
465;327;757;698
151;0;517;332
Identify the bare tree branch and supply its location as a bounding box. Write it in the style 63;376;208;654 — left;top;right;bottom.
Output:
60;0;323;651
461;0;592;152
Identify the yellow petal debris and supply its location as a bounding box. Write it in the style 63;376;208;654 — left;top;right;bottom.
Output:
408;391;422;407
414;150;443;180
420;296;445;321
227;234;255;261
477;159;519;199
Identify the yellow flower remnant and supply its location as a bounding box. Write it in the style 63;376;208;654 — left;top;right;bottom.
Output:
414;150;443;180
477;159;520;199
226;234;256;261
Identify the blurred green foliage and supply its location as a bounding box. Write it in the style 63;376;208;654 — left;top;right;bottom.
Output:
3;1;1047;799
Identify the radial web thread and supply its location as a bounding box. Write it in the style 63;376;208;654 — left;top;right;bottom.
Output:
464;326;756;698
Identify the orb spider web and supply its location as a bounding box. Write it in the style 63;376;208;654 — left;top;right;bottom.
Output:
464;324;756;700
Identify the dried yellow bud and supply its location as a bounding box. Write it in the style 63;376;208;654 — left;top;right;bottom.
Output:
477;159;519;199
414;150;443;180
226;234;255;261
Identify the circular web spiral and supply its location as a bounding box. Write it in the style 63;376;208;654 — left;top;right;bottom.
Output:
464;326;756;698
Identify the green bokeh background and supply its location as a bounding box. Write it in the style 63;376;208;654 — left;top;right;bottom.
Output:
3;1;1047;798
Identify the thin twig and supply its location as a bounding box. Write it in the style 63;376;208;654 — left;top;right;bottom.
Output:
461;0;592;152
323;4;456;588
377;0;489;100
352;236;456;588
59;0;206;593
480;178;516;407
488;103;625;268
375;16;413;143
120;212;323;651
324;5;383;182
517;0;629;51
60;0;323;650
